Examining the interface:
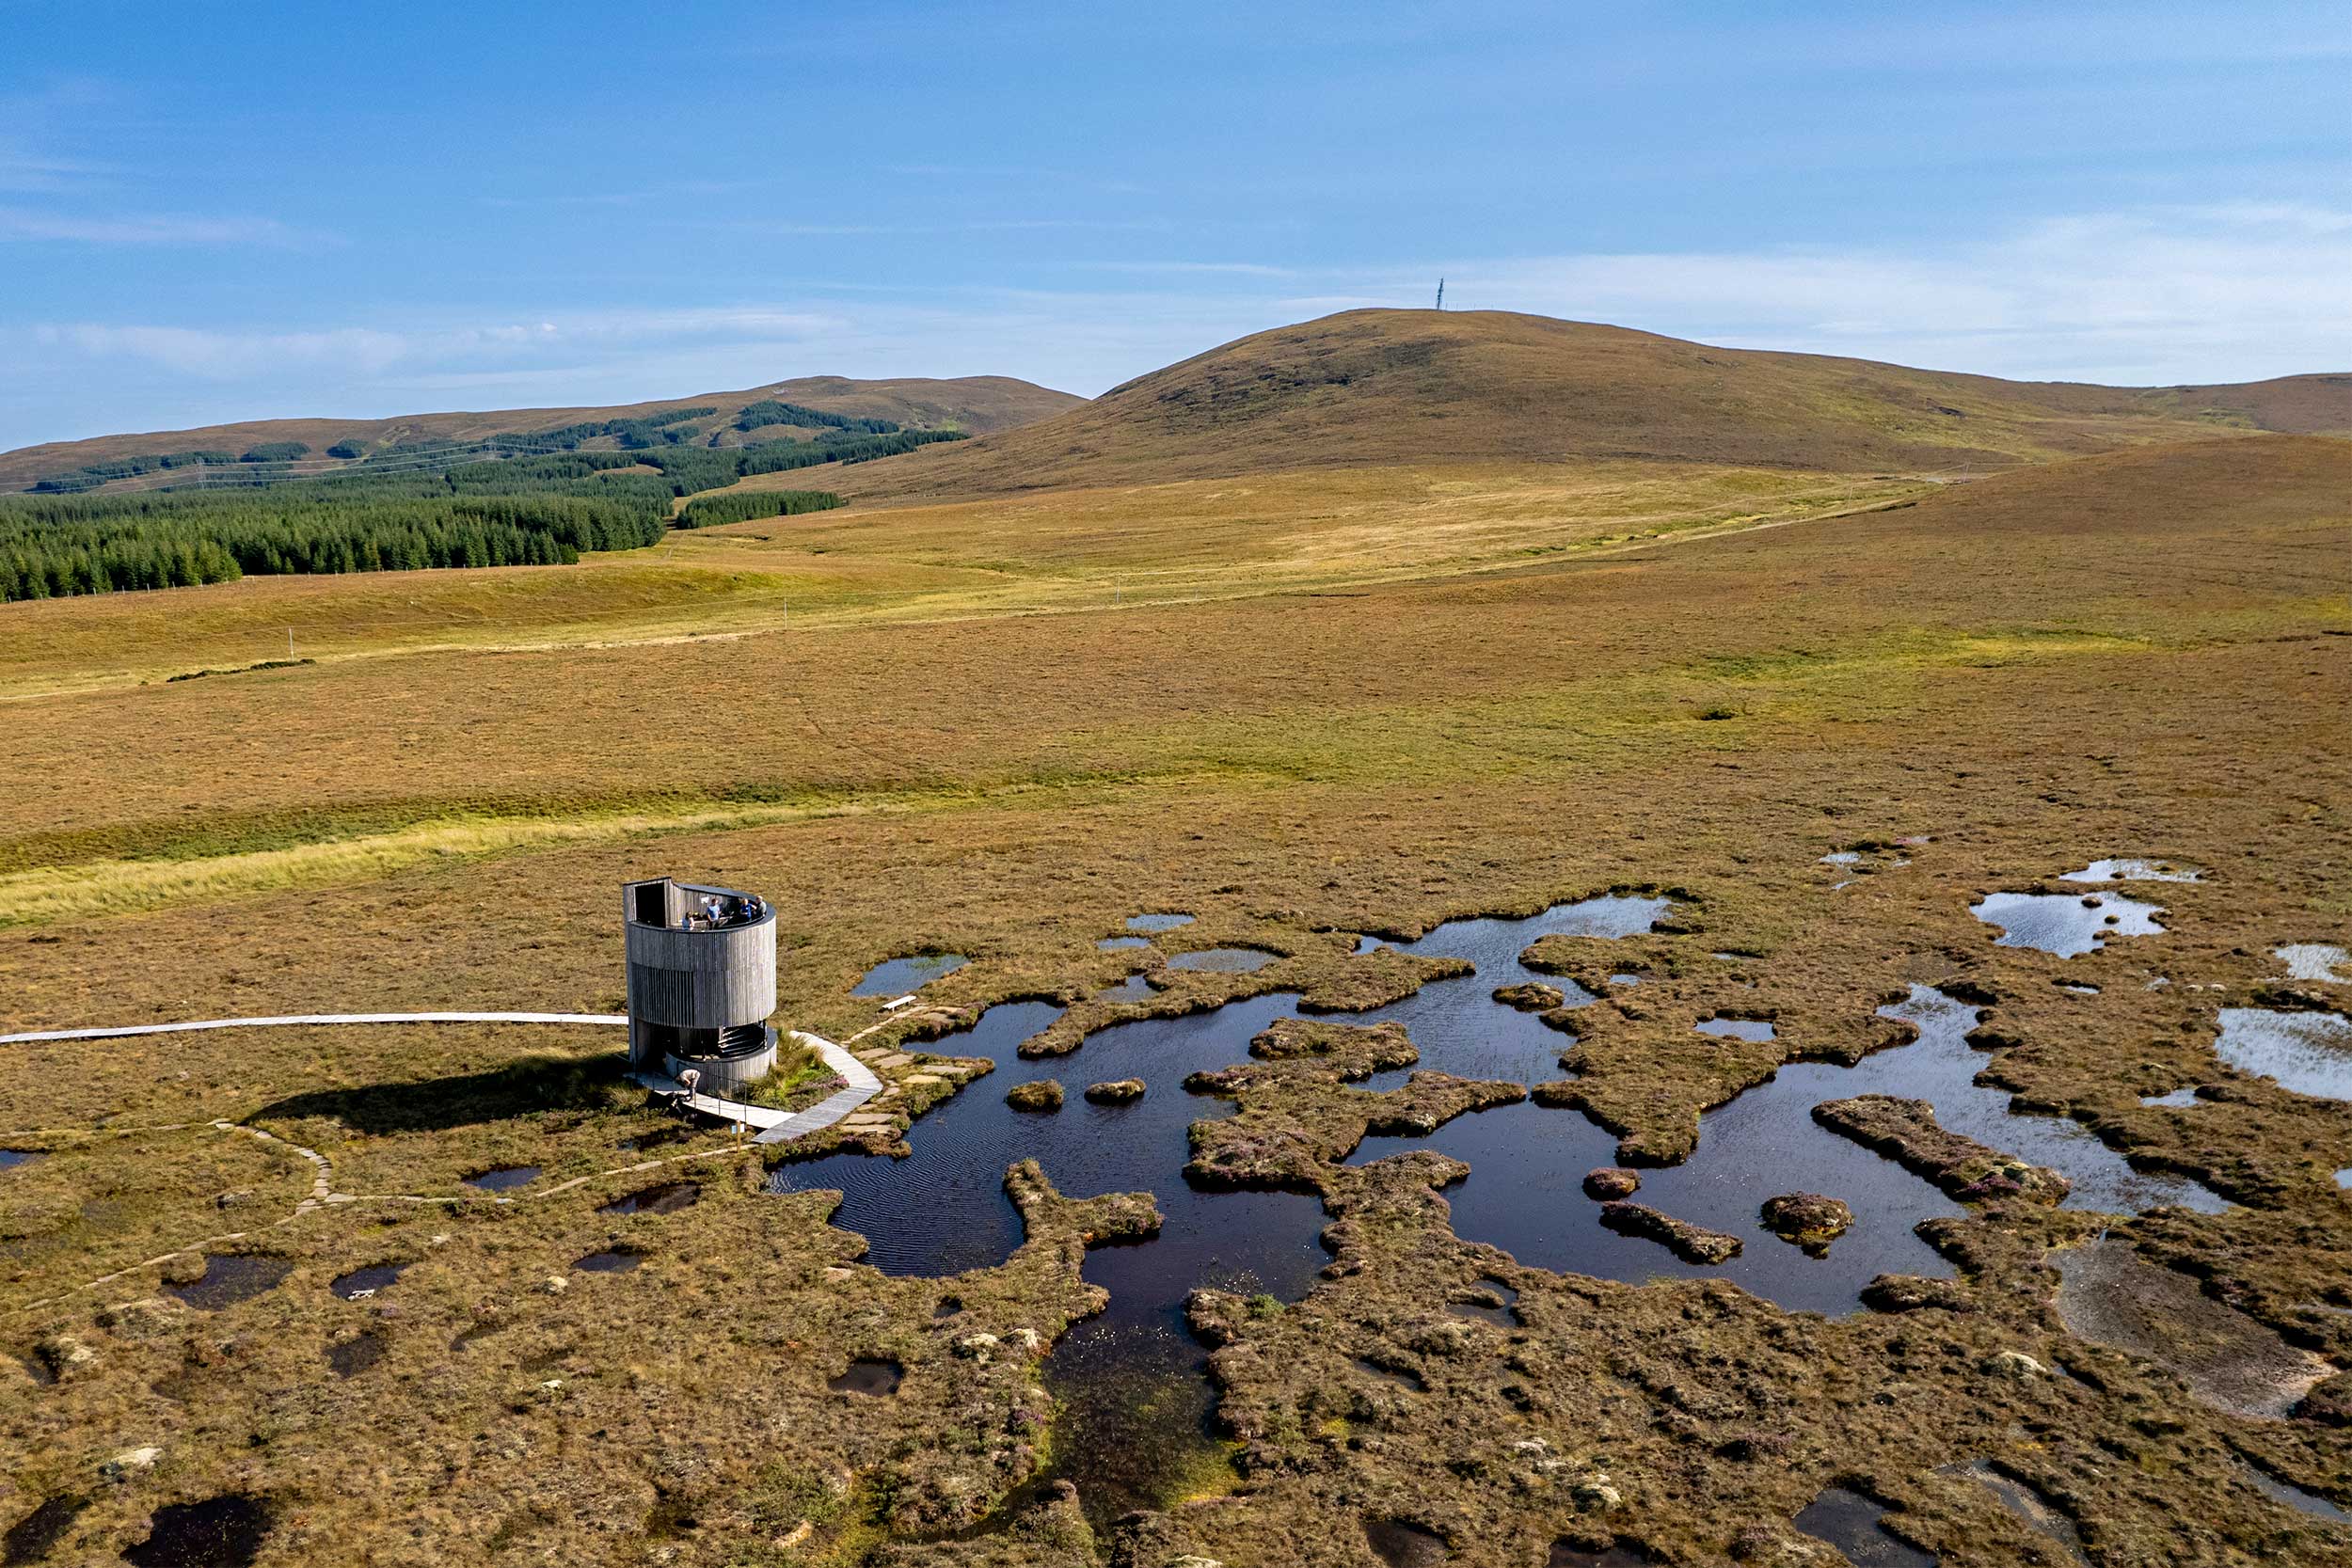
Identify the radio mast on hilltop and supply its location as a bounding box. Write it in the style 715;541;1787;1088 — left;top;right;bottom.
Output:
1435;277;1445;309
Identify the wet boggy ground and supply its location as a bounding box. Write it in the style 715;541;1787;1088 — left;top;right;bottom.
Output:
8;863;2350;1566
766;885;2348;1564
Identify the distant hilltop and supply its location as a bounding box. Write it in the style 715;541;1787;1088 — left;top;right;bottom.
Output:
0;375;1086;494
12;308;2347;500
820;309;2352;502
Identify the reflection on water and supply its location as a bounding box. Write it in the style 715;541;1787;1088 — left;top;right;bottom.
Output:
771;897;1668;1523
1093;974;1157;1004
2276;944;2351;984
1351;985;2222;1315
167;1254;291;1312
2214;1007;2352;1101
597;1181;700;1215
1971;891;2165;958
463;1165;539;1192
771;892;2217;1522
329;1261;406;1301
2063;859;2202;883
852;953;970;997
1793;1485;1937;1567
2241;1460;2352;1526
770;996;1324;1523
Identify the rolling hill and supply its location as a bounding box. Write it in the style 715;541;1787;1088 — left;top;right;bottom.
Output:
0;373;1085;491
829;309;2351;502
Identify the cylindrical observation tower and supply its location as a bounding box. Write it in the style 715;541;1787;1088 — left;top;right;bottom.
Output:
621;877;778;1095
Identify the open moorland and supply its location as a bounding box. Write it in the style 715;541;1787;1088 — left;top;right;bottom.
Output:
2;310;2348;1568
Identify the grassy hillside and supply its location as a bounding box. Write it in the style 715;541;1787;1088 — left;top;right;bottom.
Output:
0;373;1084;491
828;309;2345;501
2136;372;2352;436
0;460;1921;696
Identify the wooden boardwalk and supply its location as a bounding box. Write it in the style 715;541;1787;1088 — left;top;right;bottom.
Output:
626;1031;881;1144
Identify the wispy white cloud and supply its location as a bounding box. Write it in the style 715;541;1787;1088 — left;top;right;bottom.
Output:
33;324;456;380
0;146;107;194
1417;203;2352;384
0;205;329;246
24;308;847;385
880;163;1153;195
1085;260;1302;277
704;215;1176;237
476;179;771;211
0;79;326;246
8;203;2349;449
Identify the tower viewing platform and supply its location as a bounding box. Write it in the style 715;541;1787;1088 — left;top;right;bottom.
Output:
621;877;779;1094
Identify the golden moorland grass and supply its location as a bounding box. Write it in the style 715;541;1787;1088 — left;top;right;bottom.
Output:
1;430;2348;1565
711;458;1921;584
0;459;1920;699
0;548;1006;698
0;437;2339;866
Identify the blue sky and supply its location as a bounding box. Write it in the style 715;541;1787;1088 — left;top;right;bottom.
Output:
4;1;2348;449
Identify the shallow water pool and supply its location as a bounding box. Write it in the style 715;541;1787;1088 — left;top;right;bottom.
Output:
852;953;970;997
2276;944;2351;985
168;1254;291;1312
1970;891;2164;958
1093;974;1158;1004
330;1261;407;1301
771;898;1665;1522
2062;859;2202;883
1794;1485;1936;1567
463;1165;539;1193
1350;984;2221;1315
767;891;2216;1523
2214;1007;2352;1101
